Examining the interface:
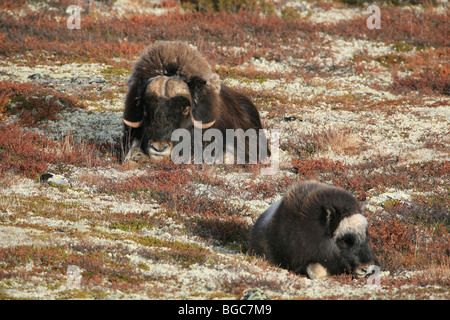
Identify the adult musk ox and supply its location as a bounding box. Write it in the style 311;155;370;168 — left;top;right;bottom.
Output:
248;181;379;279
122;40;267;163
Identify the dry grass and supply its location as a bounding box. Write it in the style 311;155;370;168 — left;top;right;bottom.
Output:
282;127;364;156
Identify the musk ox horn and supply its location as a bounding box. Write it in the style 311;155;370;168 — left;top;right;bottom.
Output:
190;109;216;129
123;119;143;128
145;76;191;102
165;78;192;102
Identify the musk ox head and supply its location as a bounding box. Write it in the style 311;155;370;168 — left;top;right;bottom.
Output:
122;41;267;164
140;76;216;159
122;41;222;161
248;181;379;280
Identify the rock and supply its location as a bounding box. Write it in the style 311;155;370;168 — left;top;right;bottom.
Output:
39;173;70;187
241;289;269;300
89;78;106;84
28;73;42;80
288;167;299;174
283;116;301;122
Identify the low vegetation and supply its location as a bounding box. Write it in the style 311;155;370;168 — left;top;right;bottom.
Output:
0;0;448;299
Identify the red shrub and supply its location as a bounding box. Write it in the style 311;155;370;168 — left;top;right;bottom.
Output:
391;62;450;96
369;207;449;272
0;0;27;9
0;9;321;68
323;7;448;48
292;157;347;177
291;156;447;201
369;215;418;271
96;164;251;247
0;123;57;178
0;123;108;178
0;81;85;127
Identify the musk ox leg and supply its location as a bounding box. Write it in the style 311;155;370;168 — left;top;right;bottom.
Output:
122;124;150;164
306;263;331;280
124;138;150;164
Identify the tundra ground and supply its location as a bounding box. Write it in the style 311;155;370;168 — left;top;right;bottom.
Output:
0;0;448;299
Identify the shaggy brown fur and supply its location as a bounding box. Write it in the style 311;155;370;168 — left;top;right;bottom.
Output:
248;181;378;279
123;41;220;123
122;41;268;162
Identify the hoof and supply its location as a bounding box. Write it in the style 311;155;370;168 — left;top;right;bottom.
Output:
124;147;150;164
306;263;331;280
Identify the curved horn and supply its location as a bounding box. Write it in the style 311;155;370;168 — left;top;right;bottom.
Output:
145;76;192;101
166;78;192;102
190;110;215;129
123;118;143;128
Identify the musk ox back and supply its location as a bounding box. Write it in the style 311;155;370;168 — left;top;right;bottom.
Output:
122;40;267;163
248;181;378;279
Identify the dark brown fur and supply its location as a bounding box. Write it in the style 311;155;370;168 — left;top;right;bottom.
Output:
248;181;378;278
122;41;267;161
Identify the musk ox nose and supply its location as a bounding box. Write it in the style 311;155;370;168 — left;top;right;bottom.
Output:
150;142;170;153
354;263;378;278
148;141;173;159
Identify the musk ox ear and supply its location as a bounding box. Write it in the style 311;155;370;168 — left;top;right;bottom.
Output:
322;205;340;237
186;77;207;98
123;76;144;128
187;77;217;129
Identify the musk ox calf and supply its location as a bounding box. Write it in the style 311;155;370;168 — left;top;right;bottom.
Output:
122;40;267;163
248;181;379;279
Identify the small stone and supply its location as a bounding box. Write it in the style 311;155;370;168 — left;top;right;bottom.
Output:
283;116;300;122
39;173;70;187
241;289;269;300
28;73;42;80
288;167;299;174
89;78;106;84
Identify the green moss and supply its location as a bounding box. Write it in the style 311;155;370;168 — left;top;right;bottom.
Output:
100;68;128;77
281;7;303;20
109;221;154;232
393;41;414;52
135;236;212;268
381;199;401;208
181;0;274;14
137;262;150;271
374;53;406;68
134;236;165;247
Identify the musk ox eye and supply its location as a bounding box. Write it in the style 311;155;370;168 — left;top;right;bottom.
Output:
337;234;356;248
182;105;190;116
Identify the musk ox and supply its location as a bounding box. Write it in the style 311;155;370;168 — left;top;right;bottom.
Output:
122;40;267;163
248;181;379;279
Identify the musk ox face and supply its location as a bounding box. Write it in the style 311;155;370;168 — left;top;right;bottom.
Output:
140;76;194;159
248;181;379;280
124;75;216;161
330;213;377;278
